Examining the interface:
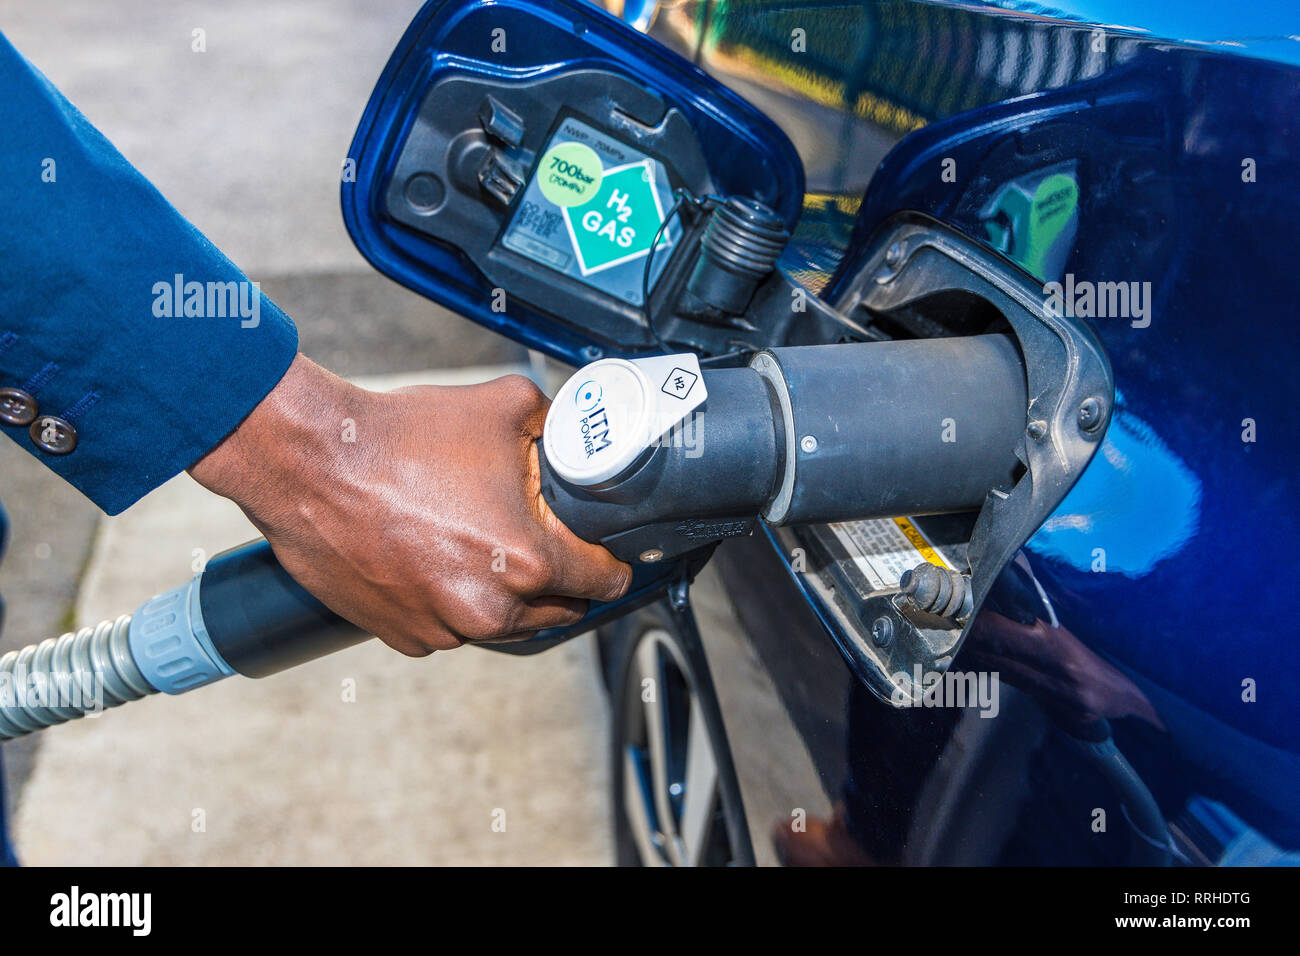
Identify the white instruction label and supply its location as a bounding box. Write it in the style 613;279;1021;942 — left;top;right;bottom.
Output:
828;517;954;592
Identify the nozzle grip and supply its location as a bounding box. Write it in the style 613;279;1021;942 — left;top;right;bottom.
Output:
539;365;784;562
198;541;366;678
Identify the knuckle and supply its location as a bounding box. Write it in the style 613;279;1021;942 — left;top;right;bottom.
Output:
385;633;437;658
506;547;551;594
455;596;514;642
496;374;545;411
600;562;634;603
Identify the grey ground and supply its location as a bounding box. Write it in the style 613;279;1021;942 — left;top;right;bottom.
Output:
0;0;628;863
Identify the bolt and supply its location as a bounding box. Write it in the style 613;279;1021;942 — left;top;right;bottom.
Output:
871;616;894;647
639;549;664;563
1026;419;1048;441
1077;396;1105;432
800;435;818;454
885;242;904;268
581;345;603;362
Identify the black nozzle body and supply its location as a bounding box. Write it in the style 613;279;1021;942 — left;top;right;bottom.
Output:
199;541;364;678
546;334;1027;556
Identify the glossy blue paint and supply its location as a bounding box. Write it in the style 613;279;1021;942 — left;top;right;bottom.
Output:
926;0;1300;67
341;0;804;368
727;2;1300;858
840;40;1300;766
347;0;1300;862
1027;390;1202;578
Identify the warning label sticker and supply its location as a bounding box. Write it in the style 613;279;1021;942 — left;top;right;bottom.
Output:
500;117;675;306
827;517;954;592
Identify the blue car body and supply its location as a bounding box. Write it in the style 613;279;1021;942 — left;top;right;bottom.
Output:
346;0;1299;864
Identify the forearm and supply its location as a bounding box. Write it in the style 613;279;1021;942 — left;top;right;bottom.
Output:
0;32;297;514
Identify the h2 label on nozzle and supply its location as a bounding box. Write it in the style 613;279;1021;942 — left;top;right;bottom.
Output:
543;353;707;488
501;117;676;306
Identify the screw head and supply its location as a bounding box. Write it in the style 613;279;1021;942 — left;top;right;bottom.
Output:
871;616;894;647
581;345;604;362
1077;396;1105;432
885;242;904;268
639;549;664;563
1026;419;1048;441
800;435;819;453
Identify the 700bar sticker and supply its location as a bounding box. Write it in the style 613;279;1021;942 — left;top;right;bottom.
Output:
501;117;675;306
538;142;603;207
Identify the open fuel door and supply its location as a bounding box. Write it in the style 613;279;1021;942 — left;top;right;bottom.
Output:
342;0;805;366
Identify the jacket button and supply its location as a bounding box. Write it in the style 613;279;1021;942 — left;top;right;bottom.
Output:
0;387;38;426
29;415;77;455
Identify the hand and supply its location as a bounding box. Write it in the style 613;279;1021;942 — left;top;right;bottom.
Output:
189;354;632;656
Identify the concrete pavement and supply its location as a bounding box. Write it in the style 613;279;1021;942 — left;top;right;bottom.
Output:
12;367;618;865
0;1;622;863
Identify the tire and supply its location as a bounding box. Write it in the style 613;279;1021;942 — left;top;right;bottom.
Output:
603;601;752;866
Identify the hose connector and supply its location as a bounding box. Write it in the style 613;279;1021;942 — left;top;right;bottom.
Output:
128;575;234;694
0;575;235;741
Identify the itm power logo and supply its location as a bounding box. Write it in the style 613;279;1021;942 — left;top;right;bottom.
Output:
573;379;611;460
50;886;151;936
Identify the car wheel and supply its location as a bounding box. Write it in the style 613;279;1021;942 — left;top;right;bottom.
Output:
604;603;751;866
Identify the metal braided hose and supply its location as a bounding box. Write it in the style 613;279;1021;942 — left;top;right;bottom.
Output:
0;615;157;741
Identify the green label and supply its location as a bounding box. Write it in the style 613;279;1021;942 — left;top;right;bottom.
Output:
538;142;603;207
982;166;1079;281
563;161;668;275
499;117;676;305
1032;173;1078;234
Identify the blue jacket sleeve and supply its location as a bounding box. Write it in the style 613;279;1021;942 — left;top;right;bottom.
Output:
0;33;298;515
